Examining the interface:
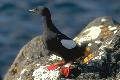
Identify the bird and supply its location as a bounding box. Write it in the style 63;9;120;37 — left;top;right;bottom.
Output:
29;6;87;77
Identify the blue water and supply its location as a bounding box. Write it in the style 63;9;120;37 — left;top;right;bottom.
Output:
0;0;120;78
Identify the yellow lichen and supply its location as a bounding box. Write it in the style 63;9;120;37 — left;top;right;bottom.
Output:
83;53;94;63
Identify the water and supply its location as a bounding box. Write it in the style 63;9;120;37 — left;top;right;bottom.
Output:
0;0;120;78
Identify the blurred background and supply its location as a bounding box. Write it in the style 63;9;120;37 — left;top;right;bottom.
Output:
0;0;120;79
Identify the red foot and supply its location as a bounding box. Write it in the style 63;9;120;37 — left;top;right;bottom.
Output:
60;67;71;77
47;61;65;71
47;64;58;70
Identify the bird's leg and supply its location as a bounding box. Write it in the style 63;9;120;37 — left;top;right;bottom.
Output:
47;61;74;77
46;60;65;70
60;62;72;77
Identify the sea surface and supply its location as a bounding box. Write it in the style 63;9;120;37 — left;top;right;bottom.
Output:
0;0;120;78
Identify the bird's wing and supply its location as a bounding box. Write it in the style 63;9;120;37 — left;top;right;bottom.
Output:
60;39;76;49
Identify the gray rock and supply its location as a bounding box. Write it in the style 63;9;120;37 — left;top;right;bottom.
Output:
74;16;120;80
4;16;120;80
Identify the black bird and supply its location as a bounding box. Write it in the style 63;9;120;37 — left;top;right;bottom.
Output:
29;6;87;77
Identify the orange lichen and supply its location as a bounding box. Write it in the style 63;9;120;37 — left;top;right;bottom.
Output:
100;26;113;39
83;53;94;63
82;47;94;63
11;64;19;75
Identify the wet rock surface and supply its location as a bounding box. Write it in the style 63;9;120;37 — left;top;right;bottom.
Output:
4;16;120;80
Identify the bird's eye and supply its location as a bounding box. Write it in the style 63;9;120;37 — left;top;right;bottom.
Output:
35;8;38;11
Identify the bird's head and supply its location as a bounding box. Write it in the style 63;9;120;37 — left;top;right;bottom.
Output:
29;6;51;16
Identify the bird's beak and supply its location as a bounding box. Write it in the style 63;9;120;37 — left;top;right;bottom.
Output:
28;6;45;14
28;9;35;12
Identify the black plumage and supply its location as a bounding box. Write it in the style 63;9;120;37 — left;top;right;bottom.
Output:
29;6;86;62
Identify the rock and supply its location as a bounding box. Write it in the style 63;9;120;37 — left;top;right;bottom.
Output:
4;16;120;80
74;16;120;79
4;36;50;80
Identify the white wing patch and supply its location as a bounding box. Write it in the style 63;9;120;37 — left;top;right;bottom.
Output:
61;39;76;49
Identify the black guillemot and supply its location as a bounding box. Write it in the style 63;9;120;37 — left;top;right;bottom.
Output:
29;6;87;77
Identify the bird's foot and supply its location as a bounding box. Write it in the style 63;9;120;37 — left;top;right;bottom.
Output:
60;67;70;77
46;61;65;71
60;63;72;77
46;62;80;78
46;64;58;70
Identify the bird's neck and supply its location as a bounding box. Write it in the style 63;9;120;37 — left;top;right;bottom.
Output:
42;15;60;35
